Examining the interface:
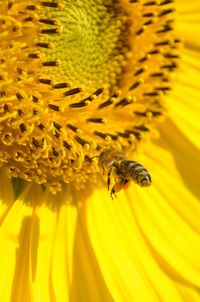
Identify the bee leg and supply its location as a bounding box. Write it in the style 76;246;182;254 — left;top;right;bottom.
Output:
110;185;117;199
110;181;123;199
107;166;113;190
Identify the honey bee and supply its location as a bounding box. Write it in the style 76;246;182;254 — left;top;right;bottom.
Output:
98;149;151;198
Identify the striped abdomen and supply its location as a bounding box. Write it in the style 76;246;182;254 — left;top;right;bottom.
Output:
118;160;152;187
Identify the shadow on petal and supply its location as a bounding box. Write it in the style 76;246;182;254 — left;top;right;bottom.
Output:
69;204;113;302
157;119;200;200
10;213;40;302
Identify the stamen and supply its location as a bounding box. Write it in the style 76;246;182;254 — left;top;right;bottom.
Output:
19;123;26;133
39;79;52;85
42;61;59;66
16;93;23;100
26;5;37;10
164;53;179;59
148;49;160;54
154;40;170;46
98;99;113;109
36;42;52;48
155;86;171;91
136;26;146;36
53;83;68;89
67;124;78;133
32;138;40;148
115;98;132;107
40;2;60;8
48;104;60;111
143;20;153;26
41;29;59;35
144;1;157;6
160;0;174;5
156;24;173;33
143;12;155;17
8;2;13;9
53;121;62;131
28;53;40;59
63;141;71;150
32;96;39;103
134;67;146;76
150;72;165;77
143;91;160;96
63;88;81;97
38;123;45;130
134;125;149;132
118;132;130;138
24;17;34;22
87;118;104;124
4;104;9;113
69;102;87;108
159;9;175;17
75;136;89;147
39;19;57;26
94;131;107;140
161;62;177;70
129;81;142;91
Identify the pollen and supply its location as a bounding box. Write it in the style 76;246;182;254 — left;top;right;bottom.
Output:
0;0;180;192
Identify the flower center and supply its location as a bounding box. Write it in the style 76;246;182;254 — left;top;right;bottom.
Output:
41;1;129;91
0;0;180;193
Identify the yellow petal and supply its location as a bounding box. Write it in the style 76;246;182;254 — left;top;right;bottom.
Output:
0;184;38;302
31;189;75;302
176;0;200;15
132;186;200;287
157;119;200;206
0;184;59;302
176;283;200;302
172;0;200;149
167;52;200;150
69;197;113;302
178;22;200;39
131;121;200;287
87;189;184;302
183;48;200;65
167;91;200;150
32;201;56;301
176;0;200;50
0;183;114;302
163;0;200;153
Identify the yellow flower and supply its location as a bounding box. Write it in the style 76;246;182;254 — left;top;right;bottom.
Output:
0;0;200;301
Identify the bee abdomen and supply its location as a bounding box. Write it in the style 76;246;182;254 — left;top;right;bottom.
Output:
128;161;152;187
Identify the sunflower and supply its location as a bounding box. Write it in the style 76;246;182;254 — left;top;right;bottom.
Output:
0;0;200;301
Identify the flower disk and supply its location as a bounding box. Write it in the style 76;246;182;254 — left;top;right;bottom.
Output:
0;0;179;192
